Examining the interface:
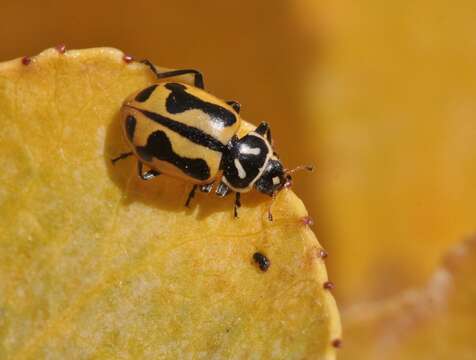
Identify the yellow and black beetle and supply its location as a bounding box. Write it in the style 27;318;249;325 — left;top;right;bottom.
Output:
112;60;312;220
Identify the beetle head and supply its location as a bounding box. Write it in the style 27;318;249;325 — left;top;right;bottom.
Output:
254;158;288;196
254;160;313;196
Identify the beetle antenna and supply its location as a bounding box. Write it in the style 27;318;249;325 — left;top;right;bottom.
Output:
285;164;314;175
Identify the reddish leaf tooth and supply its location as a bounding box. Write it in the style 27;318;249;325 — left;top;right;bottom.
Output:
21;56;31;66
123;54;134;63
323;281;335;290
55;44;66;54
332;338;342;348
318;248;328;259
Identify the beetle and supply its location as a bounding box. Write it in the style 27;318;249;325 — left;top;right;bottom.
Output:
112;60;312;220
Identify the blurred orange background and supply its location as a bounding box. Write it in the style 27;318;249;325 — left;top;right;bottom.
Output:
2;0;475;356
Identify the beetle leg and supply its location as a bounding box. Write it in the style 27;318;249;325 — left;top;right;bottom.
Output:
199;183;214;193
254;122;272;144
137;161;161;181
140;59;204;89
234;192;241;218
185;185;198;207
215;181;231;197
226;100;241;113
140;59;161;79
111;151;133;165
267;192;276;221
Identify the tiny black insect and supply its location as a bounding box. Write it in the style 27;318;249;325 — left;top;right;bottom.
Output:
253;252;270;272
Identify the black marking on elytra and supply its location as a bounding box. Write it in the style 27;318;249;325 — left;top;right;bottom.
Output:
253;252;270;272
125;115;136;141
135;84;158;102
136;130;210;180
128;106;225;153
165;83;237;128
221;134;269;189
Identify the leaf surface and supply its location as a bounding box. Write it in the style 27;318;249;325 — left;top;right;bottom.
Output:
0;48;341;359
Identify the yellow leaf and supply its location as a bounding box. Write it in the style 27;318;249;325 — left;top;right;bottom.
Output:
341;236;476;360
297;0;476;304
0;48;341;359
